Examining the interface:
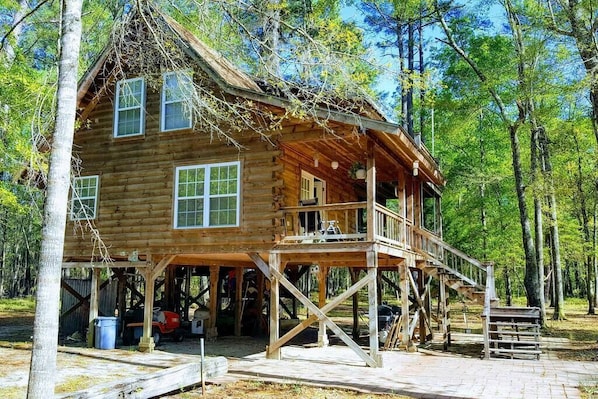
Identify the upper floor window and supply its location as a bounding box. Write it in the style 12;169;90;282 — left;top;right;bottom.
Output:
174;162;240;229
161;71;193;132
114;77;145;137
70;175;99;220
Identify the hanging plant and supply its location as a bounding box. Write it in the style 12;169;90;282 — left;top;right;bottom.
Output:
348;162;366;179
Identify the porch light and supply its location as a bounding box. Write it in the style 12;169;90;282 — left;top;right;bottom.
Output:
331;161;339;170
413;160;419;177
314;153;320;167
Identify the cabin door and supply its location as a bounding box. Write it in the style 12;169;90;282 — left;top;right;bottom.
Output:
300;171;326;205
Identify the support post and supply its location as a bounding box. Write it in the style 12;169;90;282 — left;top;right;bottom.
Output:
417;269;426;343
317;265;329;347
267;253;281;359
139;267;156;353
256;268;265;322
208;265;220;340
234;268;244;337
86;267;100;348
399;263;412;350
367;251;382;366
350;268;360;339
439;273;451;350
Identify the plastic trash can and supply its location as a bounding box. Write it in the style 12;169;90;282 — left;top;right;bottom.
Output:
94;316;118;349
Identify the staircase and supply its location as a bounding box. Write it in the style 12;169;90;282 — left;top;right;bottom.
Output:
412;228;542;360
482;307;541;360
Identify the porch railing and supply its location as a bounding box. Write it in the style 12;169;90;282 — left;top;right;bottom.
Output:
373;203;412;248
280;202;412;249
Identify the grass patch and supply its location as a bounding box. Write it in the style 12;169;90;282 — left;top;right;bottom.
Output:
0;386;25;399
0;297;35;314
55;375;113;394
581;381;598;399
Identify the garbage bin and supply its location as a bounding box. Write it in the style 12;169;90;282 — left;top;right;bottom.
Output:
94;316;118;349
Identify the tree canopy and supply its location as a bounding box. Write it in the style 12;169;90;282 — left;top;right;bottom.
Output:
1;0;598;317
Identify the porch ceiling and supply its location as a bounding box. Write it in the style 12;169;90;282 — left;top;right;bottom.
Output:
280;122;444;186
282;132;402;183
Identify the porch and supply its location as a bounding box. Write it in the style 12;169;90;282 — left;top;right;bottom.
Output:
265;200;493;367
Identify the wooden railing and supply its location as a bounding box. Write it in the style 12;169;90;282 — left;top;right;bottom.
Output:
280;203;489;292
412;227;487;290
373;204;412;248
281;202;412;247
281;202;367;243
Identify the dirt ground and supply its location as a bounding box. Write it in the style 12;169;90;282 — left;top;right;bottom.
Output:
2;301;597;399
0;310;412;399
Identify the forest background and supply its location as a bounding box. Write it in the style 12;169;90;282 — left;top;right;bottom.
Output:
1;0;598;324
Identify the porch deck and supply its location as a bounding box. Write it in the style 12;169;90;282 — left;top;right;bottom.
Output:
277;202;488;294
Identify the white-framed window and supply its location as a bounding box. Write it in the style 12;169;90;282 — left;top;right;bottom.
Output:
174;161;240;229
70;175;99;220
114;77;145;137
161;71;193;132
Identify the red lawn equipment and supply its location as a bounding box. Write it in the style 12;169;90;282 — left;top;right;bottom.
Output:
122;307;184;345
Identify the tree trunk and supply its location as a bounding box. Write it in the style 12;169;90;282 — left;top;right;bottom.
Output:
2;0;29;63
504;265;512;306
397;23;407;129
438;2;541;308
407;21;414;138
259;0;281;76
530;120;546;320
418;14;425;141
572;133;596;314
510;124;541;307
537;127;565;320
26;0;82;397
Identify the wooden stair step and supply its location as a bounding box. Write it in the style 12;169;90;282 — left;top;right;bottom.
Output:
490;331;540;337
489;321;539;328
488;347;542;355
488;339;539;345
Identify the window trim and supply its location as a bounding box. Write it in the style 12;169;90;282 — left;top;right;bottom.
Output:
160;71;193;132
70;175;99;221
114;77;146;138
174;161;241;229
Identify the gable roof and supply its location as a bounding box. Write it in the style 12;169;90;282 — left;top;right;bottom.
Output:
76;8;444;186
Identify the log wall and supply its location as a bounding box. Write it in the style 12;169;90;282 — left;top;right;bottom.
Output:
65;82;284;258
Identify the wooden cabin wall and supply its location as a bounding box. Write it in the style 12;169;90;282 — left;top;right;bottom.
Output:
278;138;363;234
279;143;360;207
64;82;283;259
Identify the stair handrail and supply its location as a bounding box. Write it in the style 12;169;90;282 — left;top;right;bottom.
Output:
413;227;486;288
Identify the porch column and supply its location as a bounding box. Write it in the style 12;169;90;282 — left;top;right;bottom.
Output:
317;264;329;347
367;251;382;366
397;167;407;246
86;267;100;348
139;267;156;353
267;253;281;359
366;140;376;241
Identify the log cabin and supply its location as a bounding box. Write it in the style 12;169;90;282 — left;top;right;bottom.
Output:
62;7;535;366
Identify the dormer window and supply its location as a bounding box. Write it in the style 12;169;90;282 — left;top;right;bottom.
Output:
114;77;145;137
161;71;193;131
